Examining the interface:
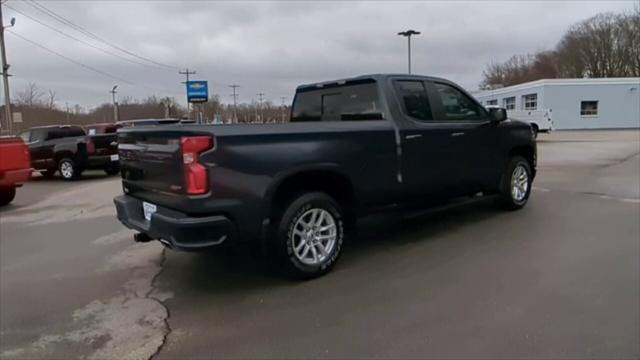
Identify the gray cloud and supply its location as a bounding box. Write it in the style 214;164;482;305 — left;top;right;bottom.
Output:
3;0;633;109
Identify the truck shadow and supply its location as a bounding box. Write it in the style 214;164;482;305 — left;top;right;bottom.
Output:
30;170;119;182
160;197;504;293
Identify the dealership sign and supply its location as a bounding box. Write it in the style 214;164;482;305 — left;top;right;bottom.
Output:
186;81;209;103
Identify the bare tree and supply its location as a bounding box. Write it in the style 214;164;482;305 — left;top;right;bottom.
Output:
482;8;639;88
16;82;44;107
46;90;57;110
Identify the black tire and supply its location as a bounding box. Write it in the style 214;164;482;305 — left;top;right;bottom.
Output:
58;158;79;180
271;192;345;279
497;155;532;210
0;186;16;206
104;165;120;176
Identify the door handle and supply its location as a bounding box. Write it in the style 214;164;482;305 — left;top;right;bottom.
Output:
405;134;422;140
451;132;465;137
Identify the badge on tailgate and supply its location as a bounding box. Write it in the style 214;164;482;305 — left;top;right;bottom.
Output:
142;202;157;221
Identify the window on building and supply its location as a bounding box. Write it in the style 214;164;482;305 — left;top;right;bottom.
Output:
581;101;598;116
486;99;498;106
433;82;484;121
503;97;515;110
522;94;537;110
394;80;433;121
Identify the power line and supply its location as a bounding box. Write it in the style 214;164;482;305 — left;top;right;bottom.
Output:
4;4;159;69
6;29;135;85
24;0;178;70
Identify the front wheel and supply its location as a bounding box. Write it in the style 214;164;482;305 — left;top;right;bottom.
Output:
0;186;16;206
271;192;345;279
497;156;532;210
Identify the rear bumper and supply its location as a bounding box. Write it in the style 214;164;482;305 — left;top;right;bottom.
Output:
113;194;236;250
0;168;32;186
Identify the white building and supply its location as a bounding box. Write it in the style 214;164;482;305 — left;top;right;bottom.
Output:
472;78;640;129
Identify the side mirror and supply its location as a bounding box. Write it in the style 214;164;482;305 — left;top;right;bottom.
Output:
489;107;507;122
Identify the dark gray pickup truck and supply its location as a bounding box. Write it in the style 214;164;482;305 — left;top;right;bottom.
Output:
114;74;536;278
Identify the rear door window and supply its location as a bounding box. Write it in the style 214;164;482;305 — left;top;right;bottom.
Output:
65;126;86;137
45;128;62;140
292;80;382;122
394;80;433;121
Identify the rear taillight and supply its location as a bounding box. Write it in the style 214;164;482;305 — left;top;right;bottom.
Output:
86;139;96;154
181;136;214;195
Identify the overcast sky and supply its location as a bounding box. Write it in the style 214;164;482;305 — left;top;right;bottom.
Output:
2;0;635;109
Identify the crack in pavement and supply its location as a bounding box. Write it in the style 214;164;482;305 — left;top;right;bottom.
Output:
149;247;172;360
1;235;173;360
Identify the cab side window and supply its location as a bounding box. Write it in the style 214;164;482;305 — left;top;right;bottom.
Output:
394;80;433;121
433;83;484;121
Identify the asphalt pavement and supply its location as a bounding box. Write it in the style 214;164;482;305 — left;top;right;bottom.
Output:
0;130;638;359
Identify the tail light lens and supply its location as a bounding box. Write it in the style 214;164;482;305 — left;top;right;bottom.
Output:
181;136;214;195
86;139;96;154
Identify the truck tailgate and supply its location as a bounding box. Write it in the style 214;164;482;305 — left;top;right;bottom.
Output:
118;132;186;195
0;137;31;173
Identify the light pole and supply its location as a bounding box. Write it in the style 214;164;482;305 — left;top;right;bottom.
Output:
110;85;118;123
397;29;420;74
257;92;264;123
0;4;15;133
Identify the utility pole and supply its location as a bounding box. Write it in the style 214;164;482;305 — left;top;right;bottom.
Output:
109;85;119;123
229;84;239;124
397;30;420;74
257;92;264;123
179;68;196;118
0;4;15;134
280;97;286;123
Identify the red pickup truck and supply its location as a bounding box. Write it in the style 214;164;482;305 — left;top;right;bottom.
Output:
0;136;32;205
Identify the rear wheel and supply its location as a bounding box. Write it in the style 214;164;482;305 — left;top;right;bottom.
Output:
271;192;345;279
497;155;532;210
58;158;80;180
0;186;16;206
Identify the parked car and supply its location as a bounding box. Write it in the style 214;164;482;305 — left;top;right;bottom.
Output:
114;74;537;278
0;136;32;205
18;125;119;180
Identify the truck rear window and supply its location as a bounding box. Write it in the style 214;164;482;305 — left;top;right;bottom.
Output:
291;80;382;122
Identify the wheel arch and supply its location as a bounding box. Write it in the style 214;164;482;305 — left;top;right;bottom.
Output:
267;168;356;226
508;145;536;176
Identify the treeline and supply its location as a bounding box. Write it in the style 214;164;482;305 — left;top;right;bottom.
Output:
1;82;291;134
481;8;640;89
